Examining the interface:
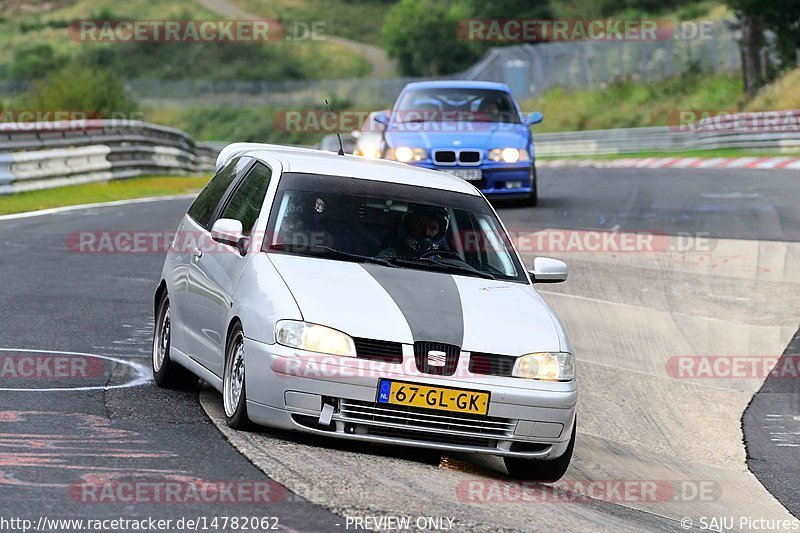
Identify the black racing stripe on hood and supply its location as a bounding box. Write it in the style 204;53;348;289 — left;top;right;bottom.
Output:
360;264;464;347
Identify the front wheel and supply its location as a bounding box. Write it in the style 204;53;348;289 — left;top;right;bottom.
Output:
152;292;198;389
223;325;252;430
504;421;575;482
524;164;538;207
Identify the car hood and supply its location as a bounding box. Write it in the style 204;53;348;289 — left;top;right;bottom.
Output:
268;253;562;355
384;122;529;151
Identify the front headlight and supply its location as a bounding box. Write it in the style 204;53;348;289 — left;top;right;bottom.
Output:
354;141;382;159
512;352;574;381
275;320;356;357
488;148;530;163
386;147;427;163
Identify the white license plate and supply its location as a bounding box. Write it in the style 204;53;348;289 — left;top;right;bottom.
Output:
448;169;482;181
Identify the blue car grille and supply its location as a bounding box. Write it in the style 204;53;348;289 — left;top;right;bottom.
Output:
433;149;482;166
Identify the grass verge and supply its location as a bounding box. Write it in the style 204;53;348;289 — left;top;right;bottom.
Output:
0;174;209;216
523;71;746;133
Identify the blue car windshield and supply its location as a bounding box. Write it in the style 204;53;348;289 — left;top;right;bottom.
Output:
394;89;521;124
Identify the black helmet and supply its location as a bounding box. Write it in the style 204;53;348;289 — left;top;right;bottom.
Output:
405;204;449;242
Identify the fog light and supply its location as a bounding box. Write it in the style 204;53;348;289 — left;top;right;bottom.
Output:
505;181;523;189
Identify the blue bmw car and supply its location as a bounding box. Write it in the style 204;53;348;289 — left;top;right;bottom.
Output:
375;80;543;206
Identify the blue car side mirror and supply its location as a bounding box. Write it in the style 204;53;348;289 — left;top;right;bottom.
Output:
374;112;390;126
526;111;543;126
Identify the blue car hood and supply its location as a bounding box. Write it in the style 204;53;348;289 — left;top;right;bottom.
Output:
385;122;529;150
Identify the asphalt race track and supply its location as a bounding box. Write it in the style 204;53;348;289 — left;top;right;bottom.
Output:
0;166;798;531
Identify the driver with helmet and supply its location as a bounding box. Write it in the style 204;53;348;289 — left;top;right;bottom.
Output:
377;204;450;259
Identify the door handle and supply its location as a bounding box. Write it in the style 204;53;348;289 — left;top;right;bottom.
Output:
192;247;204;259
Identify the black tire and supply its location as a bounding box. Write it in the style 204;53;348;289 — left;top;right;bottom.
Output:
524;164;538;207
418;449;442;466
152;292;198;389
222;325;253;430
504;421;575;482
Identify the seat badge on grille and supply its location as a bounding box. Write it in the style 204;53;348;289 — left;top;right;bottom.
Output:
427;350;447;367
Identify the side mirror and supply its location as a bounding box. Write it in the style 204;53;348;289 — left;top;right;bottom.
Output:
529;257;567;283
374;111;390;126
211;218;249;255
526;111;543;126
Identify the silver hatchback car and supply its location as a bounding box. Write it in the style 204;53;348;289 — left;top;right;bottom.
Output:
153;143;577;481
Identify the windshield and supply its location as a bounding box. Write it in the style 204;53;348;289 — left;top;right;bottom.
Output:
264;173;526;282
393;88;521;124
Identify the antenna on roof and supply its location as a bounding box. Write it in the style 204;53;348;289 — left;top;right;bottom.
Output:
324;99;345;156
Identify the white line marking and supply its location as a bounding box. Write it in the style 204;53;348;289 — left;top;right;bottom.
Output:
0;348;150;392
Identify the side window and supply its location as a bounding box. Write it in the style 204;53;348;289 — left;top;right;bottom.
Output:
219;162;272;235
476;215;516;277
187;158;240;229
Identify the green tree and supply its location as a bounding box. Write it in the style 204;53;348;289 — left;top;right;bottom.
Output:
9;44;65;80
19;62;138;118
724;0;800;96
458;0;551;19
381;0;478;76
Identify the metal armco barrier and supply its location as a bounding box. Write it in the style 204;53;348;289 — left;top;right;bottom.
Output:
5;111;799;196
0;120;218;195
533;111;800;156
323;111;800;158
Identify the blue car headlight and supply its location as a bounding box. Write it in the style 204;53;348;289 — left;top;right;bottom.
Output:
386;147;428;163
488;148;530;163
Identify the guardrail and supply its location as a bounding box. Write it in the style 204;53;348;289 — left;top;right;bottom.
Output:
324;111;800;158
5;111;799;196
534;111;800;156
534;126;687;156
0;120;217;195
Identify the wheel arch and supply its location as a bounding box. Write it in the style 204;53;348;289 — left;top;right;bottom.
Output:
225;316;243;359
154;280;167;315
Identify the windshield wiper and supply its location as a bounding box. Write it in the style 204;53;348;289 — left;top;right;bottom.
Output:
386;256;495;280
269;243;396;268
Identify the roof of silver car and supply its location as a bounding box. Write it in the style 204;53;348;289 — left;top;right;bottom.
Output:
218;143;481;196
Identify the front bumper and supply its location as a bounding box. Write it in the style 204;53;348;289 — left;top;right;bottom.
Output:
407;160;534;199
243;338;577;459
